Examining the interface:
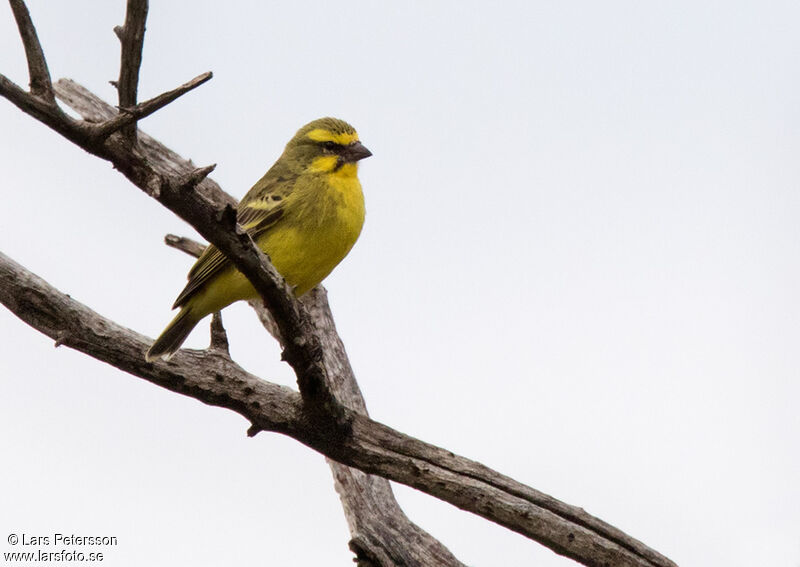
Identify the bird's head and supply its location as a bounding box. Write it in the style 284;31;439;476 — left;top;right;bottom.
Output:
283;117;372;175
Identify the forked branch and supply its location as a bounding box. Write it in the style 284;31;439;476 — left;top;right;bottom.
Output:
0;3;678;566
94;72;212;141
0;251;675;567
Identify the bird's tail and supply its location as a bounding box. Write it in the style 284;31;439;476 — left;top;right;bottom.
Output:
145;307;199;362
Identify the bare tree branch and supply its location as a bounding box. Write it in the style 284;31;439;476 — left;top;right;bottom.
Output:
114;0;148;141
8;0;53;101
0;5;678;566
0;251;676;567
53;79;235;210
0;72;58;121
166;236;467;566
301;289;468;567
165;233;207;258
94;71;212;141
47;80;343;417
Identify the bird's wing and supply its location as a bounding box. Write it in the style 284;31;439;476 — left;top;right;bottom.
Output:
171;176;291;309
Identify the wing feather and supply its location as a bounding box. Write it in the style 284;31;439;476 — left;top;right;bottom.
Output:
171;170;293;308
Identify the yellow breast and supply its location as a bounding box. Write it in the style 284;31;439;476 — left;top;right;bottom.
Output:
259;163;365;296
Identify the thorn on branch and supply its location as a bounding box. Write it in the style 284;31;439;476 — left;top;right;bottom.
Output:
209;312;230;355
246;424;262;437
185;164;217;187
54;331;67;347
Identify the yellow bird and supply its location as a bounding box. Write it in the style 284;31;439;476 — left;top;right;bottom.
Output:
146;117;370;361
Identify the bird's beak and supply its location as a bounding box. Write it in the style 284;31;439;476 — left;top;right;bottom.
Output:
343;141;372;163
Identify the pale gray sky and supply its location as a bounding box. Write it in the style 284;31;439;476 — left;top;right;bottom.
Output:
1;1;799;566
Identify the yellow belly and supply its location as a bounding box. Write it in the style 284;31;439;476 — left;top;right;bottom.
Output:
261;220;361;296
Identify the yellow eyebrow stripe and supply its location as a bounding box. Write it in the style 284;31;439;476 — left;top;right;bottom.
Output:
306;128;359;146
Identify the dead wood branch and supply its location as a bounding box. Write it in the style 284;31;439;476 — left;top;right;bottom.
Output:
0;251;675;567
114;0;148;140
0;3;678;566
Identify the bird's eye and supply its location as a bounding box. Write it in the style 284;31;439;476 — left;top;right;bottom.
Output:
321;141;338;151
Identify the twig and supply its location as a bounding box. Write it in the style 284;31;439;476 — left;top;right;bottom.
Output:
8;0;53;102
164;234;206;258
114;0;148;141
53;79;236;212
91;72;213;141
0;3;85;140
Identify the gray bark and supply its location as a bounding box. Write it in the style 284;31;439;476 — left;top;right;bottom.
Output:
0;4;679;565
